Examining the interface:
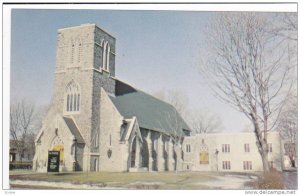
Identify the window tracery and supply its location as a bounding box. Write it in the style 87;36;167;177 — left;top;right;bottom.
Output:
65;81;80;113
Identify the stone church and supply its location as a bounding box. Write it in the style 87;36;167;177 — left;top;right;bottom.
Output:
32;23;286;173
33;24;191;172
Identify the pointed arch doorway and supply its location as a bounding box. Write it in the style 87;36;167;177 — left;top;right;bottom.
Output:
130;136;149;170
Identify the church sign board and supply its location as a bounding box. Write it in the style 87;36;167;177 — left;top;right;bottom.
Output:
47;151;60;172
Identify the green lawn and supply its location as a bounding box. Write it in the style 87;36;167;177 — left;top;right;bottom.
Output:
10;171;225;189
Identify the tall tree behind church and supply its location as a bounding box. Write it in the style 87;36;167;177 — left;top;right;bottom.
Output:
154;89;188;120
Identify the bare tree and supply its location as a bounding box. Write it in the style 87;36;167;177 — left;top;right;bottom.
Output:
155;90;223;134
154;89;188;120
10;100;35;161
188;109;223;134
10;101;49;161
270;13;297;42
33;104;50;131
278;94;297;167
154;89;190;171
202;13;295;171
25;132;36;160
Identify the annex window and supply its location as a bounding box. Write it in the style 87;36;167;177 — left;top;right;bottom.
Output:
243;161;252;170
222;161;231;170
66;80;81;113
186;144;191;153
268;161;274;168
222;144;230;153
200;139;209;164
244;144;250;153
267;143;273;153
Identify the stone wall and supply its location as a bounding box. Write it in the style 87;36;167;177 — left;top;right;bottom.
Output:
90;71;115;154
98;88;125;172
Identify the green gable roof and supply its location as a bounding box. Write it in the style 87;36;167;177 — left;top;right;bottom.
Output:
109;80;190;136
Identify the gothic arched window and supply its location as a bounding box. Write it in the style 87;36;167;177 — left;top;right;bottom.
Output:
77;94;80;111
65;80;81;113
71;43;75;64
102;41;110;72
77;42;82;63
105;43;110;71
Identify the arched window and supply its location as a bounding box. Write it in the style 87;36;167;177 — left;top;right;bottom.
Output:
67;94;70;111
102;42;107;69
70;94;73;111
65;80;81;113
77;94;80;111
93;131;99;148
77;43;82;63
71;43;75;64
73;94;77;111
106;44;110;71
102;41;110;72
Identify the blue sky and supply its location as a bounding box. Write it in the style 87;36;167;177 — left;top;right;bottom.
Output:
10;9;251;132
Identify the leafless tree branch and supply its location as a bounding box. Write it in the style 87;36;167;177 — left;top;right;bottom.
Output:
201;12;296;171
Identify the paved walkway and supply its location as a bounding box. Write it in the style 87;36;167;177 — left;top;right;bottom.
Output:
199;174;255;189
9;172;257;190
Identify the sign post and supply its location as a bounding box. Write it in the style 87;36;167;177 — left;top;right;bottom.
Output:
47;151;60;173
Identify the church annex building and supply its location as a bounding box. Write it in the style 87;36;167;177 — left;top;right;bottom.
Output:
33;24;286;173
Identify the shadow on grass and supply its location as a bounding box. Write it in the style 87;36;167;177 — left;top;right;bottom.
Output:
52;172;74;176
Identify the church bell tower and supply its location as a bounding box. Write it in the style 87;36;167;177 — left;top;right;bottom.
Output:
52;23;117;170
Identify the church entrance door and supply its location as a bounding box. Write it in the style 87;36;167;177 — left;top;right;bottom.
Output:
52;144;64;164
